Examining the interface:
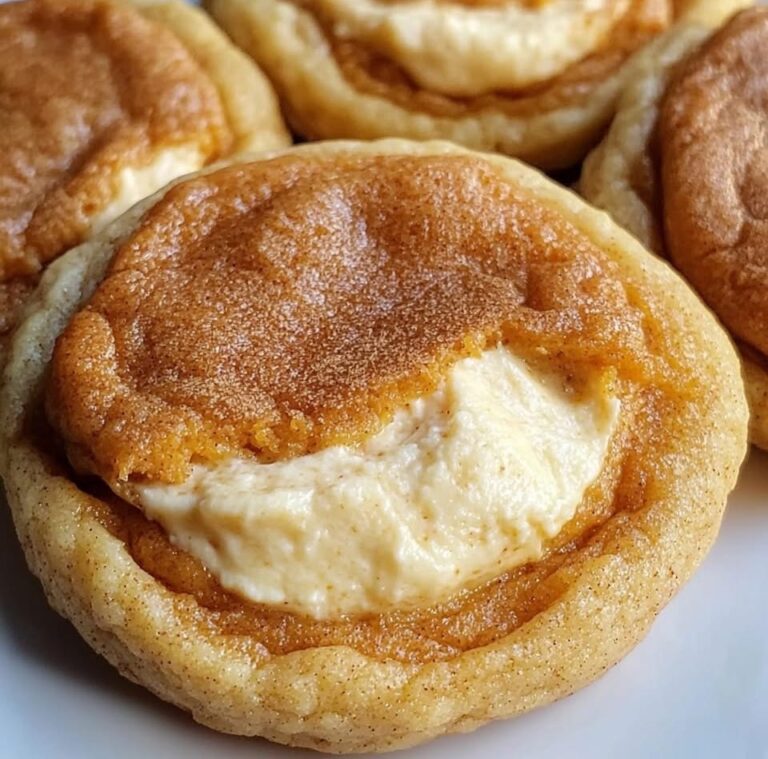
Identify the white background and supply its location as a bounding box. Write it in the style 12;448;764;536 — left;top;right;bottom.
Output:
2;449;767;758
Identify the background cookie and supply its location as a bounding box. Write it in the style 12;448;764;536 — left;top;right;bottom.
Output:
581;8;768;449
204;0;749;169
0;0;290;344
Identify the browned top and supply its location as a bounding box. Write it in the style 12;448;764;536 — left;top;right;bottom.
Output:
47;153;653;486
42;149;699;662
300;0;670;123
659;7;768;359
0;0;232;327
0;276;37;335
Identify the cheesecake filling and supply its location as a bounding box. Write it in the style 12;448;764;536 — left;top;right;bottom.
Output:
88;146;205;237
307;0;632;96
134;346;620;619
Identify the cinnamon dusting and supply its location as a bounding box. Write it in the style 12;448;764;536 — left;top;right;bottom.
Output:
47;154;650;485
659;7;768;360
0;0;232;333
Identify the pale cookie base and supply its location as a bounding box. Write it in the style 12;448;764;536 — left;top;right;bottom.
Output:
744;361;768;449
579;25;711;253
203;0;748;169
580;21;768;450
0;141;748;753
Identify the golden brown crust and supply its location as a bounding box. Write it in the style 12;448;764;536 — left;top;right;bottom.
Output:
0;141;748;753
581;10;768;450
205;0;747;169
659;7;768;358
46;153;649;484
0;277;38;337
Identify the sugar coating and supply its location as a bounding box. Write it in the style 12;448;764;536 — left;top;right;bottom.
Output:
0;0;231;331
660;7;768;358
47;153;648;484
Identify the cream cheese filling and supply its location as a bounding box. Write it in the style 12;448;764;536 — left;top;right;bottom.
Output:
313;0;630;96
89;145;205;236
132;346;620;619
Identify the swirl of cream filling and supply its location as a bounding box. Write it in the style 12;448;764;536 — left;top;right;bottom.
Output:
133;346;620;618
314;0;631;96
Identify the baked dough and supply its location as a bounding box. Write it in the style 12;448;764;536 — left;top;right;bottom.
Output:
204;0;748;169
0;0;289;344
122;0;290;155
0;141;748;753
581;8;768;449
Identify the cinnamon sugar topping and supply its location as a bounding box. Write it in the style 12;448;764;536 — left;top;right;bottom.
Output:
0;0;232;284
659;7;768;359
47;154;648;484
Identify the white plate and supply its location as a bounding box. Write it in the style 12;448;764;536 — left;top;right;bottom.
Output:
1;449;767;758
